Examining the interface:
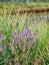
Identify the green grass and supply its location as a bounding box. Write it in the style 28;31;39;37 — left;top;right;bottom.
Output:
0;13;49;65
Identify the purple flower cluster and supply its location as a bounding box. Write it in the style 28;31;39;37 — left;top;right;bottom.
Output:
19;29;30;39
29;35;34;40
34;32;38;36
23;29;30;36
14;35;19;41
12;29;38;44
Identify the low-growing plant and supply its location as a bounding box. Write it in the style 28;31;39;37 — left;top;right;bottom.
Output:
0;14;49;65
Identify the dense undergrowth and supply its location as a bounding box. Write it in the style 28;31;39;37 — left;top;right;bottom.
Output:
0;13;49;65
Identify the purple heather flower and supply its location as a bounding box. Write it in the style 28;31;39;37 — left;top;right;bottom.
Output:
34;32;38;36
30;35;34;41
14;35;19;41
23;29;30;36
19;29;30;39
19;33;25;39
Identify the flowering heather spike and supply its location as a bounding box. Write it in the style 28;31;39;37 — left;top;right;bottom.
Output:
23;29;30;36
34;32;38;36
30;35;34;41
14;35;19;41
19;29;30;39
19;33;25;39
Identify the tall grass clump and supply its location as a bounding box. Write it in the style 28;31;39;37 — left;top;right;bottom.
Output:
0;13;49;65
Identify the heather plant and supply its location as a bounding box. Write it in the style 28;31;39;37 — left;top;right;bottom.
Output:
0;14;49;65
